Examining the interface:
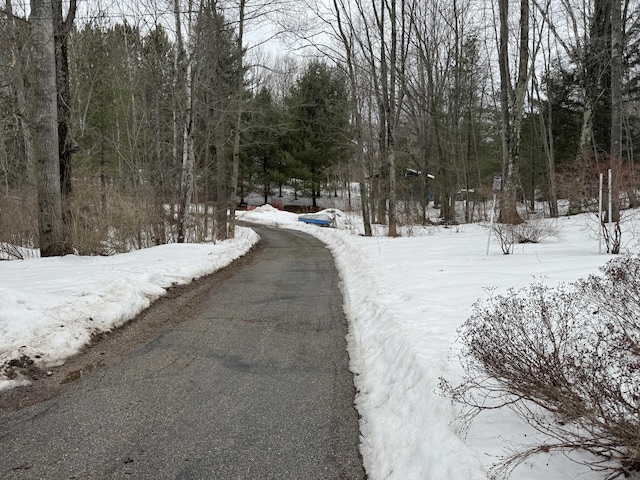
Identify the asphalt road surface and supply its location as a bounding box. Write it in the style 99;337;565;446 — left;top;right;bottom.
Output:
0;225;365;479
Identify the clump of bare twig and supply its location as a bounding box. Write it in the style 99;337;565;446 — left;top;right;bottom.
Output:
442;254;640;479
0;187;38;260
493;216;561;254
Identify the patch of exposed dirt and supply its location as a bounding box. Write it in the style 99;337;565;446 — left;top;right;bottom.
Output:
2;356;46;381
0;240;264;413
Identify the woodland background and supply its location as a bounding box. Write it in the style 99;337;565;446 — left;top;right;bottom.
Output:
0;0;639;257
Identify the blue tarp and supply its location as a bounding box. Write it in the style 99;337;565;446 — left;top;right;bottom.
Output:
298;214;332;226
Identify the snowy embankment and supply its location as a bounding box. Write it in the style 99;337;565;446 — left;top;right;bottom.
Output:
325;231;486;479
323;226;614;480
240;205;623;480
0;227;259;391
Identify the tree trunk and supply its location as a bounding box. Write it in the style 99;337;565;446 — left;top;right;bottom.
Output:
388;146;398;235
580;0;611;157
179;59;195;243
497;0;511;221
332;0;372;236
215;132;228;241
31;0;64;257
579;97;595;155
610;0;622;161
172;0;183;192
498;0;528;224
386;0;399;237
356;118;372;235
177;0;196;244
53;0;76;253
542;90;559;217
229;0;245;239
610;0;622;223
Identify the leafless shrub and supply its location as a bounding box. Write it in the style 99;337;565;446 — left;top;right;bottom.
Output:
556;153;602;215
600;217;623;254
512;215;562;244
1;180;182;258
69;181;111;255
443;255;640;479
493;216;562;254
558;154;640;254
492;223;514;254
70;181;174;255
103;190;171;253
0;187;38;259
0;242;37;260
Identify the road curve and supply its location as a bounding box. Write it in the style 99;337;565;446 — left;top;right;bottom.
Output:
0;225;365;479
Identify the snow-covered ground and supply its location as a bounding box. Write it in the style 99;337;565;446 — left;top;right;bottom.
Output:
0;205;633;479
0;227;260;389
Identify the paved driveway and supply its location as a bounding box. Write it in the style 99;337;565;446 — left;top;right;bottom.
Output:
0;225;365;479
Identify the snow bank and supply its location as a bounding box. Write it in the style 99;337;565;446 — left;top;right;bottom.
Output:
327;230;486;479
0;227;259;389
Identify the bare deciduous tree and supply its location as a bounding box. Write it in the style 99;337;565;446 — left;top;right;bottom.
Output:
229;0;246;239
30;0;64;256
331;0;372;235
497;0;529;223
53;0;76;253
177;0;196;243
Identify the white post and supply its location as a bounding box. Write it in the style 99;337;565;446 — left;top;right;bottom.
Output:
599;173;603;254
487;175;501;256
486;193;497;255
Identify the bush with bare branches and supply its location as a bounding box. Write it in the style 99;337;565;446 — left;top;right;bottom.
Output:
0;188;38;259
70;180;176;255
492;216;562;254
444;255;640;479
1;181;179;258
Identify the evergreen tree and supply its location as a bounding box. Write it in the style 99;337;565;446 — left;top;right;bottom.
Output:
541;68;583;168
193;3;243;239
285;61;351;208
242;86;288;204
138;26;176;194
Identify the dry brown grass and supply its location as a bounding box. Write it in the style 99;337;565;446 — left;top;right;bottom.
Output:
0;187;38;259
0;180;180;258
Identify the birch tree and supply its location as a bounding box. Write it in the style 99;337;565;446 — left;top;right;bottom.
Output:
332;0;372;235
497;0;529;223
610;0;622;192
177;0;196;243
229;0;245;239
607;0;622;240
